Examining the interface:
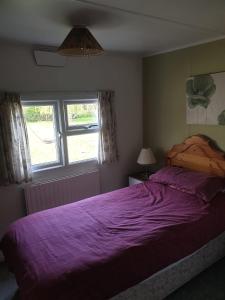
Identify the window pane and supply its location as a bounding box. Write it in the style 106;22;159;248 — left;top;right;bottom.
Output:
66;102;98;127
23;105;59;167
67;133;98;163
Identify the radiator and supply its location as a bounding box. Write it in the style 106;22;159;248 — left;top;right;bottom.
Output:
24;171;100;214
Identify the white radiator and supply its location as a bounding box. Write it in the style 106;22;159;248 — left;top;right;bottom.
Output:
24;171;100;214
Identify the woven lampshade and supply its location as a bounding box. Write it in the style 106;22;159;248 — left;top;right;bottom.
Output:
57;27;104;56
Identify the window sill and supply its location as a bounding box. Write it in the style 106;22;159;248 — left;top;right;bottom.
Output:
31;160;99;184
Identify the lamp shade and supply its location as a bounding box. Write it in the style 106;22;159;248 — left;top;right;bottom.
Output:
57;27;104;56
137;148;156;165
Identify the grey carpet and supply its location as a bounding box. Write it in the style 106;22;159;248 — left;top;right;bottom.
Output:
0;263;18;300
1;258;225;300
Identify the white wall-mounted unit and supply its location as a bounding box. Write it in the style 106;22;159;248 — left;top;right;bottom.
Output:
34;50;66;67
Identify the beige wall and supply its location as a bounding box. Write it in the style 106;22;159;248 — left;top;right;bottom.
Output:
143;39;225;166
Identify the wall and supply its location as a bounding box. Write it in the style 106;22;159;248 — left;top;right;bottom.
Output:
143;39;225;166
0;41;143;242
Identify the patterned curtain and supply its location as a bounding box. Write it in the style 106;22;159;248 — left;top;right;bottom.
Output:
98;91;119;164
0;92;32;184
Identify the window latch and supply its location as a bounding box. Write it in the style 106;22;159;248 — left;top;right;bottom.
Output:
57;131;62;139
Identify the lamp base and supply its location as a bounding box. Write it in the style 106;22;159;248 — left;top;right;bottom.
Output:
145;166;150;179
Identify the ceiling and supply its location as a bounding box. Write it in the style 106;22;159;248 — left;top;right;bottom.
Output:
0;0;225;56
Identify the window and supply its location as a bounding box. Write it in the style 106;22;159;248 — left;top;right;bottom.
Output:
22;96;99;171
64;100;99;164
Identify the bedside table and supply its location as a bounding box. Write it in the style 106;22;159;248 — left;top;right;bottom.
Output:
129;172;153;186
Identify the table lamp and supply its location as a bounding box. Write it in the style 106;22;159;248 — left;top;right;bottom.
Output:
137;148;156;177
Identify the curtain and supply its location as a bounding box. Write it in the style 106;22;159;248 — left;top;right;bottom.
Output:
98;91;119;164
0;92;32;184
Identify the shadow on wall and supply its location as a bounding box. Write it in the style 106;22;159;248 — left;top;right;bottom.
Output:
0;185;26;239
154;148;167;170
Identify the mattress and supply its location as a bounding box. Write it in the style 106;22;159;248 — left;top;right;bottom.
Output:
1;180;225;300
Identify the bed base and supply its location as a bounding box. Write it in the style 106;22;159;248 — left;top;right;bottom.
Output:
111;231;225;300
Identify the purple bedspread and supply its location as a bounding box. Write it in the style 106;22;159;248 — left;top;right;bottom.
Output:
1;181;225;300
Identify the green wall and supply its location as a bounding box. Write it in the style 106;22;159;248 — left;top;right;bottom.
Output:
143;39;225;166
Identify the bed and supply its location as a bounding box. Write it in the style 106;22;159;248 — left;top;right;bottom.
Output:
1;134;225;300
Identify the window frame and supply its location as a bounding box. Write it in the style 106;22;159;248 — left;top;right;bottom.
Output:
22;100;64;172
22;93;99;172
64;99;99;131
63;99;99;165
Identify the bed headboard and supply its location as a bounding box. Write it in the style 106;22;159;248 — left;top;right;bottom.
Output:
167;135;225;177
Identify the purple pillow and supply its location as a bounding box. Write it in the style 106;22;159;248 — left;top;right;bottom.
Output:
150;166;225;202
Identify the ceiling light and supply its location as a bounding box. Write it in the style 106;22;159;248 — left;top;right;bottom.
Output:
57;26;104;56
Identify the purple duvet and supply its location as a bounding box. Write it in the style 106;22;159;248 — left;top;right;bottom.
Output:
1;180;225;300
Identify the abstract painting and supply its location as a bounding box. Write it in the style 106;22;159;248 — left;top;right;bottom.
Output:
186;72;225;125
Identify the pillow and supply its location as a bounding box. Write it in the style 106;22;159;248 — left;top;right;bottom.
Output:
150;166;225;202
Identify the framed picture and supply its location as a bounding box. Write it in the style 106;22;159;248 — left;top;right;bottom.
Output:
186;71;225;125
